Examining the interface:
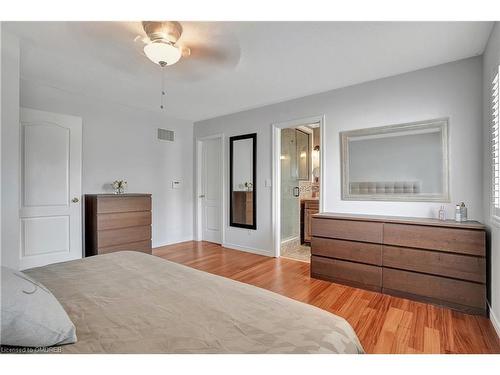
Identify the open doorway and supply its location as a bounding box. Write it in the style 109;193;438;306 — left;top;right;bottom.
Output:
278;122;321;262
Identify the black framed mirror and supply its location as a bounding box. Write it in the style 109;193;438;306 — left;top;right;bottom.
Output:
229;133;257;229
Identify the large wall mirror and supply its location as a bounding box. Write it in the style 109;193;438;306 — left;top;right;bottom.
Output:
340;118;449;202
230;133;257;229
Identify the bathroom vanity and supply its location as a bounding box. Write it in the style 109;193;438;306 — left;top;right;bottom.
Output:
301;199;319;244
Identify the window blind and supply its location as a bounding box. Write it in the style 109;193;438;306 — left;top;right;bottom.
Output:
493;65;500;218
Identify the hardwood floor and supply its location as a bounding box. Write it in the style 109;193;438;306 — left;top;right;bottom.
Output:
153;241;500;354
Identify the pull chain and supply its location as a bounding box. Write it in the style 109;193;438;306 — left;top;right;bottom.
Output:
160;64;166;110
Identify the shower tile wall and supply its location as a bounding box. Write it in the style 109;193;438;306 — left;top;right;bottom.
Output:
299;180;313;199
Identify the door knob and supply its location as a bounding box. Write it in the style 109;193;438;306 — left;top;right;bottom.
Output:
72;197;80;203
199;194;205;198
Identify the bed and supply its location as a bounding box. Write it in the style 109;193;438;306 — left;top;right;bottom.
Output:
23;251;364;354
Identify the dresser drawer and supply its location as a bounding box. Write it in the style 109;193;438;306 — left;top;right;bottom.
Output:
383;245;485;283
312;218;383;243
98;240;152;255
311;256;382;290
97;225;152;248
383;268;486;310
97;211;152;230
97;196;151;214
383;223;485;256
312;237;382;266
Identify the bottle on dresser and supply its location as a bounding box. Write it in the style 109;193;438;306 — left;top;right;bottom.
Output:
438;205;446;221
455;202;468;222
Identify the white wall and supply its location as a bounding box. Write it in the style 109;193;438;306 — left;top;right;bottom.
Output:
482;22;500;335
195;56;483;256
1;29;20;269
20;80;194;250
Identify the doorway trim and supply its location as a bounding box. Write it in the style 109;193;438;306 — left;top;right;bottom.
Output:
271;115;325;258
195;133;225;244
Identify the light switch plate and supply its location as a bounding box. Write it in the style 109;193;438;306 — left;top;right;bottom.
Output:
264;178;272;187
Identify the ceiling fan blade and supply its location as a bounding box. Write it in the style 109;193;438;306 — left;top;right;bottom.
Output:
134;35;149;44
178;45;191;57
164;46;240;82
189;44;236;64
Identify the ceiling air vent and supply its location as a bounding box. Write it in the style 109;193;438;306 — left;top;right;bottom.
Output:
157;128;175;142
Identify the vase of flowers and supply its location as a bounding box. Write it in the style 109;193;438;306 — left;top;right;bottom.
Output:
112;180;127;194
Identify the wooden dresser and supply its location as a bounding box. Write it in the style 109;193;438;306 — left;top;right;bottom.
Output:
84;194;152;256
310;213;487;315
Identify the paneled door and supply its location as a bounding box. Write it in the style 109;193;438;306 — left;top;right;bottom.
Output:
19;108;82;269
200;137;222;243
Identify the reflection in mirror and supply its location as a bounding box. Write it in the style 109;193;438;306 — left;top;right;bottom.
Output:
230;133;257;229
341;119;449;202
296;130;310;180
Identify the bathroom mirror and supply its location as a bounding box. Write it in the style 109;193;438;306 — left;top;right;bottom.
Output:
230;133;257;229
340;118;449;202
296;129;310;180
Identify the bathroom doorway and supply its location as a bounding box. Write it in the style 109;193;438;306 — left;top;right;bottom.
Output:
279;122;321;262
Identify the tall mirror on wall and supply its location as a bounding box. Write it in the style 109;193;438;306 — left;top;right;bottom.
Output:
340;118;449;202
230;133;257;229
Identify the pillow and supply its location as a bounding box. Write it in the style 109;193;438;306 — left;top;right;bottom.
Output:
1;266;77;347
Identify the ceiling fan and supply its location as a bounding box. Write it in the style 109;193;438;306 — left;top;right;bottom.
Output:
138;21;191;67
134;21;240;109
136;21;192;109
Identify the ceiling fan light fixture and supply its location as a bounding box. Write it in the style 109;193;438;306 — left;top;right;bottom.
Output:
144;41;181;66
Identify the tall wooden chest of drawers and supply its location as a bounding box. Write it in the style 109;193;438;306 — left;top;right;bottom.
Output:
310;213;487;315
84;194;152;256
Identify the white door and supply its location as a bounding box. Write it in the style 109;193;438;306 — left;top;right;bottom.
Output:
19;108;82;269
200;137;222;243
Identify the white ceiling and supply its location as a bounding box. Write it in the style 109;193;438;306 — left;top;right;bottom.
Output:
5;21;494;122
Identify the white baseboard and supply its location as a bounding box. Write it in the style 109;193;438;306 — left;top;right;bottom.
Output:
488;302;500;339
222;242;274;257
153;236;194;248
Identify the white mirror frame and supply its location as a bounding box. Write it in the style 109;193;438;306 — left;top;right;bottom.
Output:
340;118;450;202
